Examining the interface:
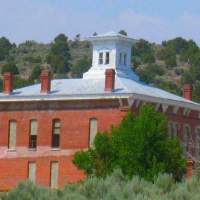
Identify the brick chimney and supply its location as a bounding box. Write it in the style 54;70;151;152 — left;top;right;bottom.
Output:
3;72;13;94
40;70;51;93
183;84;193;101
105;69;115;92
186;159;193;178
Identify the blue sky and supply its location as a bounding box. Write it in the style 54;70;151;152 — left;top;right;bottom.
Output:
0;0;200;44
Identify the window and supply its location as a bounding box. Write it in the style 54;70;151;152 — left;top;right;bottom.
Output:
8;120;17;150
28;161;36;182
168;122;178;138
105;52;110;64
183;125;190;154
173;123;179;137
119;53;122;65
29;119;38;149
89;118;98;147
196;127;200;159
52;119;61;148
98;52;103;64
124;53;127;65
50;161;59;188
168;122;173;138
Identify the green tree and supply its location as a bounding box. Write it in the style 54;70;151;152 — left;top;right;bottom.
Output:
71;56;91;77
29;65;42;81
119;30;128;36
133;39;155;64
0;37;13;61
47;34;71;74
1;62;19;74
137;64;165;84
74;105;186;181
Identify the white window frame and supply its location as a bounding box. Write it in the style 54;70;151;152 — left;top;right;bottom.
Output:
50;161;59;189
89;118;98;147
28;161;36;183
8;120;17;151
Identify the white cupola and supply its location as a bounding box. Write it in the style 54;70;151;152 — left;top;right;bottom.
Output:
83;32;138;80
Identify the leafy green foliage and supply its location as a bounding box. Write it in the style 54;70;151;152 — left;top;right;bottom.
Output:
1;62;19;74
137;64;165;83
133;39;155;64
118;30;128;36
47;34;71;74
29;65;42;81
71;56;91;78
0;37;14;61
74;105;186;181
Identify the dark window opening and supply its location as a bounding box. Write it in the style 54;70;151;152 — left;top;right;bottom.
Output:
29;135;37;149
105;52;110;64
99;52;103;64
52;135;60;148
52;119;61;148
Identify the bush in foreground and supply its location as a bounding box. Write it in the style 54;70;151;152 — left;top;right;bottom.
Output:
1;170;200;200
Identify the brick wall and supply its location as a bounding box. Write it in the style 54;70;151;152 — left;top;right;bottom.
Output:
0;99;126;190
0;99;199;190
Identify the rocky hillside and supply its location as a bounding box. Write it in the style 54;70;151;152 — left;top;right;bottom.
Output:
0;33;200;101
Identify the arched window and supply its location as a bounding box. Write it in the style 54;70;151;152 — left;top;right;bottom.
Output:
173;123;179;138
8;120;17;150
168;122;179;138
195;127;200;160
183;125;190;154
52;119;61;148
89;118;98;147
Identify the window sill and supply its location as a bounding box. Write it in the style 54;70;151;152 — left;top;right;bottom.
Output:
7;149;16;152
28;148;37;152
51;148;60;151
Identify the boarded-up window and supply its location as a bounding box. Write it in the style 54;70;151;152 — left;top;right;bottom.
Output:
29;119;38;149
50;161;59;188
28;161;36;182
89;118;98;146
52;119;61;148
8;120;17;150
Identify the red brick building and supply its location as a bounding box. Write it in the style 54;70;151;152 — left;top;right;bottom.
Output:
0;32;199;190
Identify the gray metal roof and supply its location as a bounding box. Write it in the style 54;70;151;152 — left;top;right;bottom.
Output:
0;71;199;111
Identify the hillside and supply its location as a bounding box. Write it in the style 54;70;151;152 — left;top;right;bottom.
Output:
0;33;199;101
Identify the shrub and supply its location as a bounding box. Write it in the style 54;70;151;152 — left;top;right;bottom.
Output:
2;171;200;200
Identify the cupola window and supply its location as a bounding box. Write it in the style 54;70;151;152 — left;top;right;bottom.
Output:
99;52;103;65
105;52;110;64
119;53;122;65
124;53;127;65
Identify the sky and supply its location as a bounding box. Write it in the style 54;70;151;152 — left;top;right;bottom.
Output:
0;0;200;44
